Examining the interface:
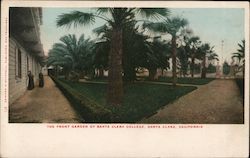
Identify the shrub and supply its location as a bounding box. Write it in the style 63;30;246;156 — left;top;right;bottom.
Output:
223;61;230;75
207;63;216;73
51;76;113;122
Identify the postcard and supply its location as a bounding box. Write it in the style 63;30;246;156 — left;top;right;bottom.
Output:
1;0;249;157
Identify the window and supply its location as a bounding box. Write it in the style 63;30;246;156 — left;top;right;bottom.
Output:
15;48;22;78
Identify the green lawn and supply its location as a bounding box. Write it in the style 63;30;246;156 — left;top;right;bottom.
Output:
156;76;215;85
86;76;214;85
60;79;197;123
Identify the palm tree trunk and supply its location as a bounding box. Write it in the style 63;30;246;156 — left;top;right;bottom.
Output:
149;68;157;81
201;55;206;78
99;67;104;78
172;37;177;86
107;28;123;106
191;54;195;78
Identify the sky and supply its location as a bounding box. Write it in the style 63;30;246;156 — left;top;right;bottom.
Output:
40;8;245;64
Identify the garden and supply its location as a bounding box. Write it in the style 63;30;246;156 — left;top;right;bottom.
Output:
47;8;245;123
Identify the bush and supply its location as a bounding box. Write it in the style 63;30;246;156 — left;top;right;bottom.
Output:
223;61;230;75
207;63;216;73
51;76;113;122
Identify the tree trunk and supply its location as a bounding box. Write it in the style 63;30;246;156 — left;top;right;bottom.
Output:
172;37;177;86
99;67;104;78
191;54;195;78
201;55;206;78
107;28;123;106
149;68;157;81
124;66;136;82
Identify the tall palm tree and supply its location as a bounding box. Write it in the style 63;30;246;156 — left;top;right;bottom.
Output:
56;8;170;106
143;16;188;86
198;43;218;78
232;39;245;75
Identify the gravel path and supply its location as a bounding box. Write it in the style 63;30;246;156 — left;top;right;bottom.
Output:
140;79;244;124
9;76;83;123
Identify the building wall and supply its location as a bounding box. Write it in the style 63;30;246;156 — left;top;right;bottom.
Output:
9;37;41;105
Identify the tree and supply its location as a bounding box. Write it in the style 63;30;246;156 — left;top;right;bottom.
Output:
47;34;94;80
141;36;170;80
197;43;218;78
184;36;201;77
56;8;170;106
206;63;216;73
177;46;189;77
143;16;188;86
223;61;230;75
232;39;245;76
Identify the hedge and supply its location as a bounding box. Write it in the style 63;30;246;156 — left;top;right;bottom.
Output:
50;76;113;122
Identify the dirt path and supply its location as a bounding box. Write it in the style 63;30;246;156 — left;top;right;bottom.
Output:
140;79;244;124
9;76;83;123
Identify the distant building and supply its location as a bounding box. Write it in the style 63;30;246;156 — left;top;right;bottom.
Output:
9;8;45;104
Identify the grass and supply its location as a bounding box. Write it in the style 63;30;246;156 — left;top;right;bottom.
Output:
86;77;108;82
155;76;215;85
86;76;215;85
60;79;197;123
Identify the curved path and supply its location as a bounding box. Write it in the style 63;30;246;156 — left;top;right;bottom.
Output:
9;76;83;123
140;79;244;124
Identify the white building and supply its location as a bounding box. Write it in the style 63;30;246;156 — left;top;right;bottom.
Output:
9;8;45;104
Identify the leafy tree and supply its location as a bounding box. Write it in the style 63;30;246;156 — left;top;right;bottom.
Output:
56;8;170;106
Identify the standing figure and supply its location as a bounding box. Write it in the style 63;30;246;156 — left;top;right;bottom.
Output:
39;72;44;87
27;71;34;90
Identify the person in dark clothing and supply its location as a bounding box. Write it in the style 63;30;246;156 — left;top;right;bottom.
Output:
39;72;44;87
27;71;34;90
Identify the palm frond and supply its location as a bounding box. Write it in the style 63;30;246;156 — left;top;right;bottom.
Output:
165;17;188;32
56;11;95;28
96;8;112;15
92;24;109;36
136;8;170;20
142;22;168;33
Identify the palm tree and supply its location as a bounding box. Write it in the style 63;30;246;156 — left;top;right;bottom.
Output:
232;39;245;75
56;8;170;106
198;43;218;78
177;46;189;77
143;16;188;86
185;36;201;78
47;34;94;80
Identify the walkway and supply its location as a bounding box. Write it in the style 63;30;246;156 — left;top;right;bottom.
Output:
9;76;83;123
140;79;244;124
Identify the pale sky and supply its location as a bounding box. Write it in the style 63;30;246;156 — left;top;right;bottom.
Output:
40;8;245;64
